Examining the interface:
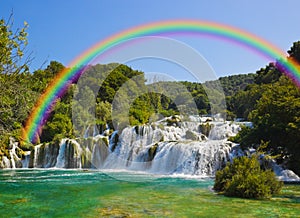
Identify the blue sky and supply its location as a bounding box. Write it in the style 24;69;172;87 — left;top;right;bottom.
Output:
1;0;300;80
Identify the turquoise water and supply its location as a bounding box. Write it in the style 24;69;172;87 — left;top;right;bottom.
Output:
0;170;299;217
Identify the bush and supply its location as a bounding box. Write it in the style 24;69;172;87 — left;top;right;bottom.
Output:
214;155;283;199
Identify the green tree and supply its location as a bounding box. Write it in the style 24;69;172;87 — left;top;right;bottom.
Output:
246;77;300;174
97;64;144;103
227;83;268;119
255;63;282;85
96;101;112;131
214;155;283;199
0;15;29;75
231;66;300;175
72;86;95;137
288;41;300;62
32;62;74;143
41;112;73;142
0;15;37;149
30;61;65;92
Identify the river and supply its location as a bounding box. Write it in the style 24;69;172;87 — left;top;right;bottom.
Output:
1;169;299;217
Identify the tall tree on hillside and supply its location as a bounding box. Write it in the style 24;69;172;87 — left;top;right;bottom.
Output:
0;15;37;146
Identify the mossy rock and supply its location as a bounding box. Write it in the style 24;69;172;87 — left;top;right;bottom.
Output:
134;125;140;135
199;123;214;137
110;133;119;152
81;151;91;168
96;137;109;147
148;143;158;161
166;115;181;127
185;130;199;141
0;147;4;155
158;124;165;130
15;147;25;159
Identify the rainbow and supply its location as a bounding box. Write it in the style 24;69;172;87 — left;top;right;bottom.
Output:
22;19;300;143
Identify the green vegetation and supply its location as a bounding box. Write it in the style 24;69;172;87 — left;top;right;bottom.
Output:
1;14;300;187
0;14;256;151
205;73;255;97
215;42;300;196
214;155;283;199
231;41;300;176
0;15;37;152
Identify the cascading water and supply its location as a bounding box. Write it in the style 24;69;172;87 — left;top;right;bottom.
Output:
9;145;16;169
208;121;241;140
0;138;23;168
0;117;241;175
1;156;11;168
55;139;67;168
9;139;22;168
21;151;30;168
2;116;298;180
102;120;235;176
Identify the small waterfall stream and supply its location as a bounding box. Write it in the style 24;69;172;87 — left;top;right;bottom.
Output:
21;151;30;168
9;147;16;169
7;139;22;169
55;139;67;168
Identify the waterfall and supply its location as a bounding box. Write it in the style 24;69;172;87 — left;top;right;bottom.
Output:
93;125;100;137
100;118;238;175
55;139;67;168
9;149;16;169
21;151;31;168
3;115;297;180
84;125;90;138
84;125;101;138
9;140;22;169
21;117;241;175
33;144;41;167
208;122;240;140
108;131;119;152
0;138;29;168
2;156;11;168
55;139;83;168
103;127;233;175
30;142;59;168
2;116;256;176
91;136;109;168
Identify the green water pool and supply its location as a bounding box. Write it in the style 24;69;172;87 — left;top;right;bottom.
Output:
0;169;299;217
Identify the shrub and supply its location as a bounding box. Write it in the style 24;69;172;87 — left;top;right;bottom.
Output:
214;155;283;199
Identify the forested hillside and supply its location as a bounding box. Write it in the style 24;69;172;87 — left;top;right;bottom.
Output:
231;41;300;175
0;15;300;175
205;73;255;97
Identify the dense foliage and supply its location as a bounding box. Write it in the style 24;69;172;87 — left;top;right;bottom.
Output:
205;73;255;97
1;15;300;181
0;16;37;153
231;41;300;175
214;155;283;199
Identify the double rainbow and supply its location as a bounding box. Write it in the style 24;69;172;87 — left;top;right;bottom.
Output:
22;19;300;143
